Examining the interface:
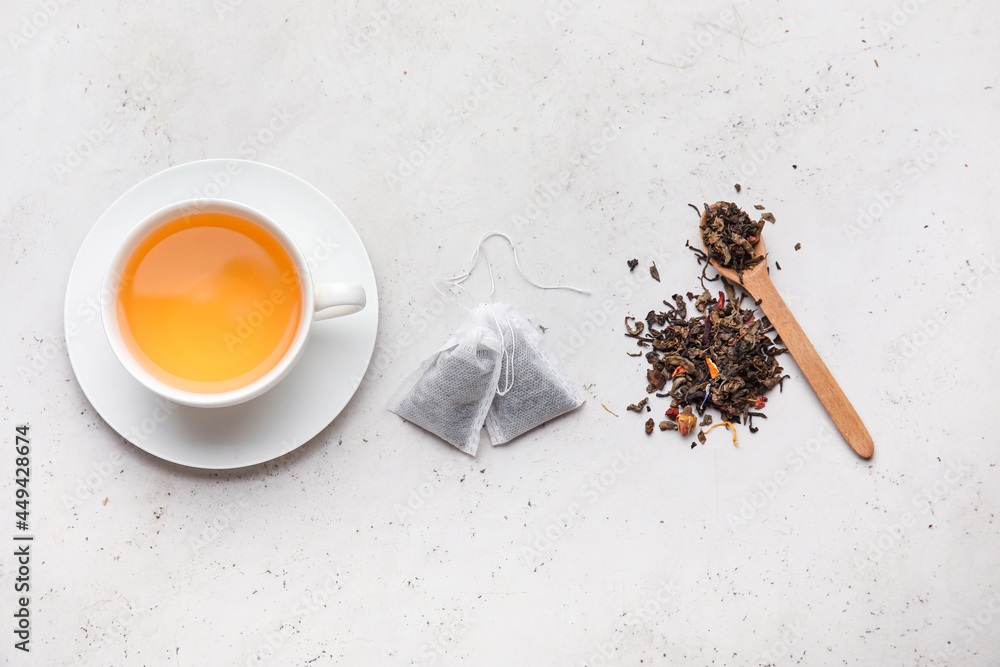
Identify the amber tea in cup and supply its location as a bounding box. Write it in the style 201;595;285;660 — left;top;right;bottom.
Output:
115;210;304;393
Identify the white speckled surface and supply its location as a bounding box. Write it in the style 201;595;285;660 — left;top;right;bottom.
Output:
2;1;999;665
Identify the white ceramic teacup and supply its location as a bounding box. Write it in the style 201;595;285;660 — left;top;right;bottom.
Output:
101;199;366;408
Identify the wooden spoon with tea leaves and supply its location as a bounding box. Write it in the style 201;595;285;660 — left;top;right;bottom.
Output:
700;208;874;459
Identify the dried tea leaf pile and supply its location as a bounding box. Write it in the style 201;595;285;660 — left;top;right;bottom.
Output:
699;201;772;272
625;279;788;441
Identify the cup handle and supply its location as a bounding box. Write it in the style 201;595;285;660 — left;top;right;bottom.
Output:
314;283;367;321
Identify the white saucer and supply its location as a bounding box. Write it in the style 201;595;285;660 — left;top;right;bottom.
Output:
64;159;379;469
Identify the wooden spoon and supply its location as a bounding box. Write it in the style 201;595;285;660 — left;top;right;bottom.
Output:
700;214;874;459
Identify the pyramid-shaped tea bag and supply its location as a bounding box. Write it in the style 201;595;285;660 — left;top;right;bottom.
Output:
484;302;584;445
389;233;587;455
388;307;503;455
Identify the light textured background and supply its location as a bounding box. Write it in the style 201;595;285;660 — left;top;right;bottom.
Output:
2;1;999;665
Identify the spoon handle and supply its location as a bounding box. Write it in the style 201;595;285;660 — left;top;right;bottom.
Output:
742;271;874;459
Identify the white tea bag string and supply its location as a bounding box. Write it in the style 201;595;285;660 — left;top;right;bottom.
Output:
435;249;518;395
477;249;515;396
444;232;591;296
493;307;515;396
433;232;589;397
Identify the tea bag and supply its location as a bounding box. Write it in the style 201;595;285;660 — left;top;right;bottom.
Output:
388;306;502;455
392;233;589;454
484;302;584;445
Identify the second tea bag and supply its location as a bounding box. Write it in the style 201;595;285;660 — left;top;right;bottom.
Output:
484;302;584;445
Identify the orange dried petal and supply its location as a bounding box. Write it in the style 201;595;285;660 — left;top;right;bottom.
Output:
704;421;740;447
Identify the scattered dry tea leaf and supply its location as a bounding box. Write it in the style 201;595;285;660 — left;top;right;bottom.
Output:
624;316;644;336
645;418;654;434
627;397;649;412
795;243;802;251
650;262;660;282
627;258;639;271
